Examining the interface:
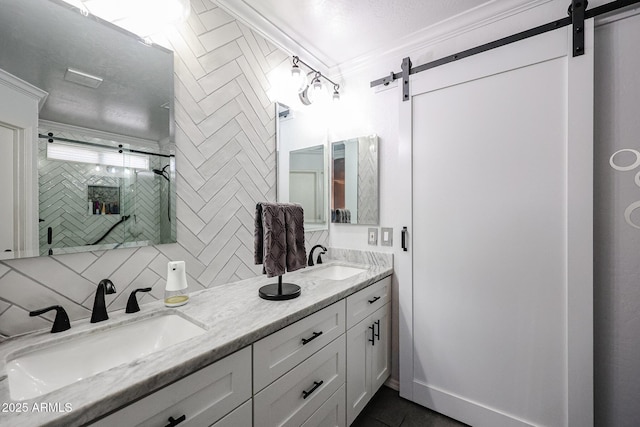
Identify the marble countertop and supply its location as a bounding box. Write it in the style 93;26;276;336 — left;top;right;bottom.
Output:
0;256;392;426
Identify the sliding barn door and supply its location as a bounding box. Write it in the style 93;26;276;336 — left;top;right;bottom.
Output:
398;23;593;427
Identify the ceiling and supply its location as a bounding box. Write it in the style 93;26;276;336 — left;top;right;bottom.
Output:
215;0;542;73
0;0;173;143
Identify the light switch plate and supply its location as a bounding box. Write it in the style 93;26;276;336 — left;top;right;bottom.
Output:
368;228;378;245
381;227;393;247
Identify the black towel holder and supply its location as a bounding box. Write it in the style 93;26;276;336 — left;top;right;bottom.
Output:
259;275;301;300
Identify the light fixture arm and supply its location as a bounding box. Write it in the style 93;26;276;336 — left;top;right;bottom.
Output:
292;56;340;91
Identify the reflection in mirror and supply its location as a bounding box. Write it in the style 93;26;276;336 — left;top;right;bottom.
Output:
276;103;328;231
331;135;379;225
290;146;326;225
0;0;175;258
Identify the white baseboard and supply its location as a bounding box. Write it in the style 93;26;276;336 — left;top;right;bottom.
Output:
384;377;399;391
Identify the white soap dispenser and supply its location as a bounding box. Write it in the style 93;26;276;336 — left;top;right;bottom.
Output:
164;261;189;307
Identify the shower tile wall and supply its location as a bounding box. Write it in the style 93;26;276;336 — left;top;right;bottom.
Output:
0;0;328;338
38;131;163;254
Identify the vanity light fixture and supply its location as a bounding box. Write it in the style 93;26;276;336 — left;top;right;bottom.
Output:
290;56;340;105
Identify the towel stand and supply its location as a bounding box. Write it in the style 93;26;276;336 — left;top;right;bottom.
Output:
259;275;301;300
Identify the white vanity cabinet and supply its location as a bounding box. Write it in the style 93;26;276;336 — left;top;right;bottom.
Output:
345;280;391;425
87;275;392;427
252;300;347;427
91;346;251;427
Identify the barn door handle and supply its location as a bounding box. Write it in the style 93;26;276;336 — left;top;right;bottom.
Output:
401;226;408;251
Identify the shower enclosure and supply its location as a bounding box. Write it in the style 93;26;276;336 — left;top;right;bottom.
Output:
38;127;176;256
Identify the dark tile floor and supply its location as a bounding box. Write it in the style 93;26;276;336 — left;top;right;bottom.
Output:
352;386;469;427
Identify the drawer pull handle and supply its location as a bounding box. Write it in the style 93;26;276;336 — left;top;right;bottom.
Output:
301;331;323;345
302;380;324;399
375;320;380;340
165;415;186;427
369;325;375;345
368;296;381;304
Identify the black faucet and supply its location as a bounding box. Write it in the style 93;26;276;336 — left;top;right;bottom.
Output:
308;245;327;266
29;305;71;333
125;287;152;313
91;279;116;323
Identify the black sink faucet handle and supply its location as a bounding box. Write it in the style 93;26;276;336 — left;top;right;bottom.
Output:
126;287;152;313
29;305;71;333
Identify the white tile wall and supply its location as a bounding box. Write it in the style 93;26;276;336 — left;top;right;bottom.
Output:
0;1;328;338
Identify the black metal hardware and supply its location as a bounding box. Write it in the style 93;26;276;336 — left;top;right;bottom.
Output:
39;134;174;158
259;275;301;301
125;287;152;313
165;414;186;426
401;227;408;252
401;57;411;102
301;331;323;345
47;227;52;245
317;251;326;265
371;0;640;91
308;245;327;266
570;0;586;57
91;279;116;323
375;320;381;341
369;324;376;345
29;305;71;333
90;215;131;246
368;296;381;304
302;380;324;399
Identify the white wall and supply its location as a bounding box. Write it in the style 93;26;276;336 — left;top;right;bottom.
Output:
327;1;636;424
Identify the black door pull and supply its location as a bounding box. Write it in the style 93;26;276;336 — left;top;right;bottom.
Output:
165;414;186;427
301;331;323;345
369;324;375;345
368;296;381;304
302;380;324;399
375;320;380;340
401;226;408;251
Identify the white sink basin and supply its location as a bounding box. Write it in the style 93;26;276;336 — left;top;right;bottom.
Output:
6;314;206;401
305;265;368;280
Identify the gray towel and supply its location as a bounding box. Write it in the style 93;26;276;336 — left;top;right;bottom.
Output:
255;202;306;278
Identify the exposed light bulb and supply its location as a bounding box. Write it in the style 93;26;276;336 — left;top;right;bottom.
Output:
290;64;307;93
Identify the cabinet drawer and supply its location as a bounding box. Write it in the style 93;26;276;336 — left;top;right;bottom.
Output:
254;335;345;427
91;346;251;427
301;384;346;427
254;300;345;392
346;276;391;329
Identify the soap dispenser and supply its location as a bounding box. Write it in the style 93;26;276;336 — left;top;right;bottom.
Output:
164;261;189;307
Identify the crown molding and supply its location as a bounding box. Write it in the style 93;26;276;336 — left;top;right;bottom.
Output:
335;0;554;77
214;0;332;72
214;0;553;80
0;68;49;111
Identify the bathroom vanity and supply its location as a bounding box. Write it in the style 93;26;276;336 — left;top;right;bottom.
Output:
0;255;392;426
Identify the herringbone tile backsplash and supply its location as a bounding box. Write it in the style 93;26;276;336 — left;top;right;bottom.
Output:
0;0;328;338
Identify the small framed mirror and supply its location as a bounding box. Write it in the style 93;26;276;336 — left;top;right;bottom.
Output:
276;104;328;231
331;135;379;225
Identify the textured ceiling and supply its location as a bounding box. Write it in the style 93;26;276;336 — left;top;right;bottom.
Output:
225;0;491;67
0;0;172;143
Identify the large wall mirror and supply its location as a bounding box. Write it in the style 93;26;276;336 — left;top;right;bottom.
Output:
276;104;328;231
0;0;176;259
331;135;379;225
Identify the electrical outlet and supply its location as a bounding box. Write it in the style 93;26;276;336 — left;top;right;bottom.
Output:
381;227;393;247
368;228;378;245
